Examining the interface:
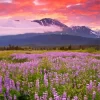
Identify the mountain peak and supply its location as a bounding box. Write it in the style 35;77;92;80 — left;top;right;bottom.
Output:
33;18;68;28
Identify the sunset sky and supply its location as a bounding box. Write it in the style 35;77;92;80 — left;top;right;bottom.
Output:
0;0;100;34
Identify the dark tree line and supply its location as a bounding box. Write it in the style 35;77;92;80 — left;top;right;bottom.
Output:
0;45;32;50
0;44;100;51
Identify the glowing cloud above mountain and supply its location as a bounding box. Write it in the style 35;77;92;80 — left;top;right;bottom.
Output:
0;0;99;30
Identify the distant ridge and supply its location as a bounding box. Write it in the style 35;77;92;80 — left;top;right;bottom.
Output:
0;33;100;46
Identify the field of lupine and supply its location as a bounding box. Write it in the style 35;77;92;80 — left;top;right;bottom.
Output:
0;51;100;100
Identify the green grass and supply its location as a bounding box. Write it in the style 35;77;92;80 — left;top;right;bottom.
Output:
0;50;99;63
0;50;47;57
0;49;100;57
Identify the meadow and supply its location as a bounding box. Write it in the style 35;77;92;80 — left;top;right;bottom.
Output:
0;50;100;100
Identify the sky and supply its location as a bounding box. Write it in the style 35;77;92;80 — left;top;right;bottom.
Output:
0;0;100;35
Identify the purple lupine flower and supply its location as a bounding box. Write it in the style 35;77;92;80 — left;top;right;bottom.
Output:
10;79;16;89
52;88;56;95
14;95;17;100
55;72;59;84
84;95;88;100
6;85;10;94
86;80;93;92
43;91;48;100
97;82;100;92
67;97;70;100
62;98;66;100
62;91;67;99
0;86;2;93
4;93;7;100
0;76;2;83
16;81;20;91
36;79;39;89
92;91;96;100
44;73;48;87
8;95;12;100
40;96;43;100
0;76;2;93
73;96;78;100
49;97;53;100
34;92;39;100
4;76;10;87
54;95;60;100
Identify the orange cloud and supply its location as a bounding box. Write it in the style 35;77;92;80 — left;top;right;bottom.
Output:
0;0;99;29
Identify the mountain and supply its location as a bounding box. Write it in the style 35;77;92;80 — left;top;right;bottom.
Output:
33;18;68;29
68;26;98;38
0;18;99;38
0;33;100;46
32;18;99;38
96;30;100;37
0;18;100;46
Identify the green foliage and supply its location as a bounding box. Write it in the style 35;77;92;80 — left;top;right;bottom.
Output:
10;89;20;97
12;58;28;63
0;94;4;100
18;94;30;100
85;47;97;53
95;56;100;60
